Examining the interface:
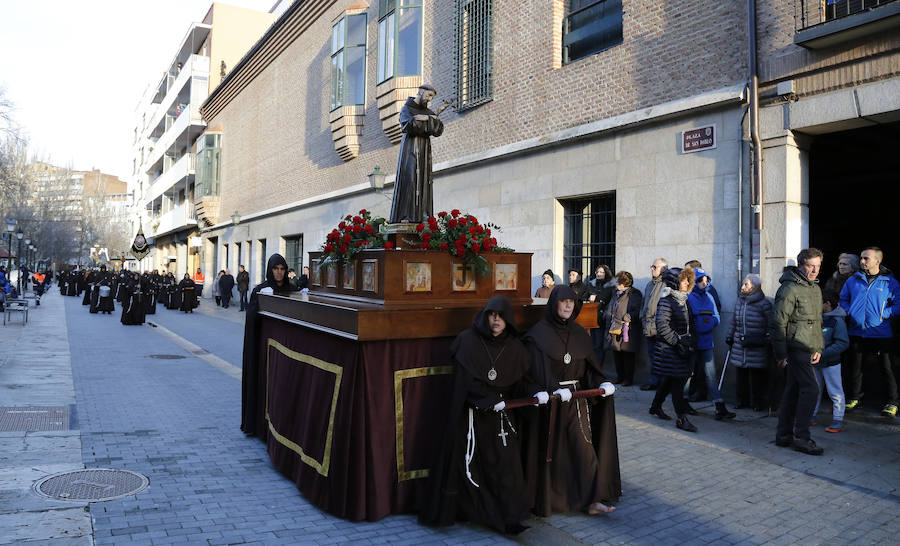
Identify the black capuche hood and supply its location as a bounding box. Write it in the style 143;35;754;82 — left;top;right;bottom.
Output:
473;295;518;338
546;284;582;325
265;253;290;288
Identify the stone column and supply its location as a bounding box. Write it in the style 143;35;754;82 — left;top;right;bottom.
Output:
176;241;188;279
760;129;810;296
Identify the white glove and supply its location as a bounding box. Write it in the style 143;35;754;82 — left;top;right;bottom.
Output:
259;287;274;295
493;401;506;412
599;382;615;397
553;388;573;402
533;391;550;405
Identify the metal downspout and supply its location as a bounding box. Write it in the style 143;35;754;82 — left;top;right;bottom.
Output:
737;104;749;289
748;0;763;273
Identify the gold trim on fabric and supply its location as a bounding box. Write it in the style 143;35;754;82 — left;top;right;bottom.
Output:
394;365;453;481
266;338;343;477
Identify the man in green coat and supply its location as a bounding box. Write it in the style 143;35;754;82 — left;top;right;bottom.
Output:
772;248;826;455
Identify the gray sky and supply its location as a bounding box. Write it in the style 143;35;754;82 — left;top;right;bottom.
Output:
0;0;273;181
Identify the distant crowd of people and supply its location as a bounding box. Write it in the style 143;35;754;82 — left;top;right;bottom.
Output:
58;265;201;324
0;264;52;308
535;246;899;456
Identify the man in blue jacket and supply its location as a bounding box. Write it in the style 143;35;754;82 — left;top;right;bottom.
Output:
839;247;900;417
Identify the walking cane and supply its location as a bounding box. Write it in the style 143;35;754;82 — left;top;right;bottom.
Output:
717;349;731;392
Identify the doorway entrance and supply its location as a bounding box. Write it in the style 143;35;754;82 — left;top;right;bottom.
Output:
808;122;900;281
808;121;900;409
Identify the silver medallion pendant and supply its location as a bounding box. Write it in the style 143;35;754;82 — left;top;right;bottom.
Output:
564;353;572;364
488;367;498;381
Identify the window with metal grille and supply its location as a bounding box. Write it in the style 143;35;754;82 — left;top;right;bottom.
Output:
824;0;896;23
562;193;616;276
330;13;367;111
456;0;493;110
377;0;424;84
283;235;303;275
563;0;623;64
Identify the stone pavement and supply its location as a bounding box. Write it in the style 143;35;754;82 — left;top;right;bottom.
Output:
1;287;898;545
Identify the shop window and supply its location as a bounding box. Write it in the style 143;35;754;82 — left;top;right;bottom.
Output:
377;0;424;84
563;0;623;64
456;0;493;110
331;13;367;111
562;192;616;275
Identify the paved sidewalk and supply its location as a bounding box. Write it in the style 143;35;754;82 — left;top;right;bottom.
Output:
0;288;91;544
1;289;898;545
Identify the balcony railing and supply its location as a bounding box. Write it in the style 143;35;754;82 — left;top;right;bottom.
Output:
152;202;198;237
144;105;204;172
147;153;195;203
796;0;898;31
145;54;210;139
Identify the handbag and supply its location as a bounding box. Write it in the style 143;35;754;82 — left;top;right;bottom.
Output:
608;320;623;336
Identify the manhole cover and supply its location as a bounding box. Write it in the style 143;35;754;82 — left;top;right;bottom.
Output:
33;469;149;502
146;354;187;360
0;406;69;431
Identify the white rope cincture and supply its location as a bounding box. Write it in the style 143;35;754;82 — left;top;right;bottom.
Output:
501;410;517;436
465;408;480;488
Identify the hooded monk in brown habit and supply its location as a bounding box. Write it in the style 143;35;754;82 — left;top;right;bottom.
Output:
419;295;549;535
523;285;622;516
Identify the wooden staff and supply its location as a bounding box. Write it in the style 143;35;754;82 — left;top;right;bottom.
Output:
502;387;607;463
502;387;607;409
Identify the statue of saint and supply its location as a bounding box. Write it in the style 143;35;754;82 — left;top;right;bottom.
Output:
389;84;446;224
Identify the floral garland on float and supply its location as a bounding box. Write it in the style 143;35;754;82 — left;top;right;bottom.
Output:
319;208;512;276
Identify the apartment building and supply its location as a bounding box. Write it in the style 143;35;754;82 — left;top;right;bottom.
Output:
131;2;276;277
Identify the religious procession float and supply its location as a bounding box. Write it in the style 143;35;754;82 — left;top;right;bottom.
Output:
241;84;611;523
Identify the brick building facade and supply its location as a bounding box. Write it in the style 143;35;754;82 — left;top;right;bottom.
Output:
192;0;900;379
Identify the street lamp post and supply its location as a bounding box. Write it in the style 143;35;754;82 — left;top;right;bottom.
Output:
23;238;31;288
5;220;14;269
15;229;23;292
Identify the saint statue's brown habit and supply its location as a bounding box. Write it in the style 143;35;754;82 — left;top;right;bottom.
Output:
389;97;444;224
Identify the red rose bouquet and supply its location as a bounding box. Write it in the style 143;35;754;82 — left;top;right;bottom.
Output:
407;209;512;276
321;209;390;265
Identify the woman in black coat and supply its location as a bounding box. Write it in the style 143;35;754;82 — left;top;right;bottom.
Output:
603;271;643;386
649;267;699;432
726;274;773;411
